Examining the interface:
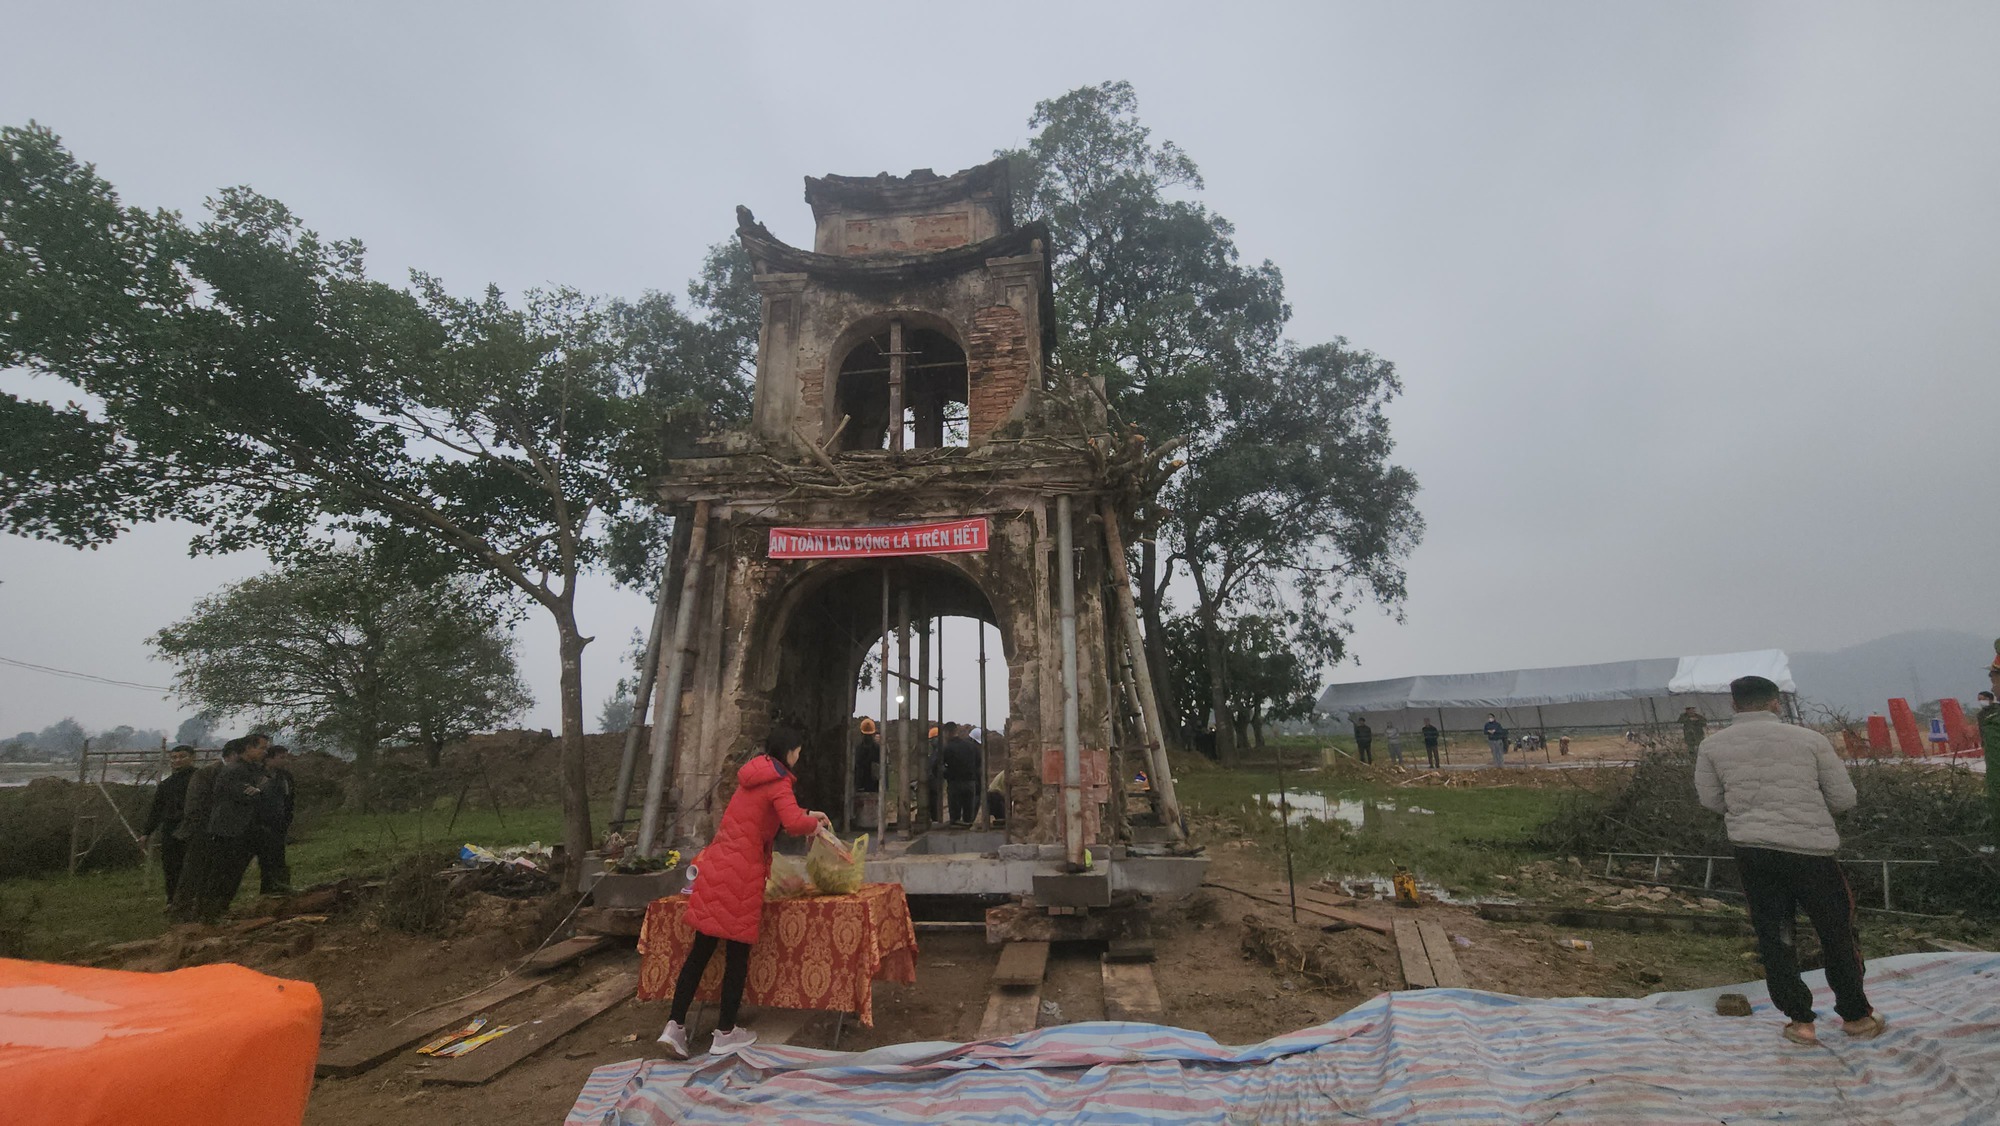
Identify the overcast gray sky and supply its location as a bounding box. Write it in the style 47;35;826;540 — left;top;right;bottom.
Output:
4;1;1997;740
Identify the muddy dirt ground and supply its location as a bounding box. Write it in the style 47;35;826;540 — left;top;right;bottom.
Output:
202;830;1781;1126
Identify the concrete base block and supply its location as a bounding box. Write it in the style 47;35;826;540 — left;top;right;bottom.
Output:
984;900;1150;944
1033;873;1113;908
1108;856;1209;899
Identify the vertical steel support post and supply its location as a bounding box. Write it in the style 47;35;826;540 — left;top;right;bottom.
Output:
1056;496;1084;867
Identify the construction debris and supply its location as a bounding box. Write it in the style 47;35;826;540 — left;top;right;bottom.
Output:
1241;915;1353;991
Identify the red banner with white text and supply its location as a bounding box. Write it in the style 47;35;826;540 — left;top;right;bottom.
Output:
767;517;990;559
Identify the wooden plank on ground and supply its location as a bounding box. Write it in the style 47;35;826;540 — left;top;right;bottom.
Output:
992;941;1050;987
1100;959;1165;1022
1294;902;1392;936
1209;883;1393;936
575;906;647;938
422;968;639;1086
315;973;546;1077
1923;938;1985;954
522;933;619;974
1393;918;1436;989
978;986;1042;1039
1415;918;1469;989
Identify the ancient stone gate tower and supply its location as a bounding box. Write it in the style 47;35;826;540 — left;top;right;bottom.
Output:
633;159;1178;857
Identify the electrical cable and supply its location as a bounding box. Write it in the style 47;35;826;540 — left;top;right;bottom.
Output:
0;655;172;693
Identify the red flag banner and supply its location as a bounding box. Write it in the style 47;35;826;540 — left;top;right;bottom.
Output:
767;517;990;559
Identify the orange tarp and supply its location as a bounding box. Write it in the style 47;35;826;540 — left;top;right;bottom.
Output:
0;957;321;1126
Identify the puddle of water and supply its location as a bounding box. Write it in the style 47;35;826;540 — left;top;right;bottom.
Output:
1254;792;1435;829
1330;873;1488;905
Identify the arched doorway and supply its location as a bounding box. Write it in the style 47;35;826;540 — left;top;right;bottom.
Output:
756;559;1007;831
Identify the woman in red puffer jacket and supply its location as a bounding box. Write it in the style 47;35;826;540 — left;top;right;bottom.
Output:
658;726;829;1058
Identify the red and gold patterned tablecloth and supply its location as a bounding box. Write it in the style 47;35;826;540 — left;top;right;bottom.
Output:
635;883;917;1027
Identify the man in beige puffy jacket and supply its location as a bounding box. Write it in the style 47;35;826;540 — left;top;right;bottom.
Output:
1695;675;1885;1045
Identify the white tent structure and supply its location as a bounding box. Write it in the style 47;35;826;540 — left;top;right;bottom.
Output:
1316;649;1798;734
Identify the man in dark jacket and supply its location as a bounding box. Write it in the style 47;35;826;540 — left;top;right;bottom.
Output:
1681;706;1708;751
198;734;270;923
170;738;238;922
142;746;197;903
1421;722;1442;769
1352;716;1373;765
939;723;983;825
1483;715;1508;767
853;720;881;794
254;744;295;895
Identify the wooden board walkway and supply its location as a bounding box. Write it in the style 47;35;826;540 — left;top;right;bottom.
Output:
992;941;1050;986
1393;917;1469;991
423;969;639;1086
979;941;1049;1039
1415;919;1469;989
315;973;546;1078
1100;959;1165;1022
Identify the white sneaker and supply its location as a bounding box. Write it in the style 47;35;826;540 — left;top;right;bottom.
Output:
656;1019;689;1058
708;1026;758;1055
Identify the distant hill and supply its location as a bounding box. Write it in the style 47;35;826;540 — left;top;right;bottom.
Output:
1789;629;1995;719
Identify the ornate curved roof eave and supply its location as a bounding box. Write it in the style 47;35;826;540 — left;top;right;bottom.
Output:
804;159;1012;227
734;216;1059;354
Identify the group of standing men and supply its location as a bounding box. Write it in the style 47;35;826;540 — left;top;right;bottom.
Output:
850;719;989;826
141;734;296;923
1349;717;1443;769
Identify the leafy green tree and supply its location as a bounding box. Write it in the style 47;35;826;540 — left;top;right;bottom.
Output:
1170;342;1420;760
36;718;86;758
0;124;749;879
151;549;530;775
1007;84;1421;762
1005;82;1289;744
1218;614;1321;749
1159;611;1321;750
173;710;219;748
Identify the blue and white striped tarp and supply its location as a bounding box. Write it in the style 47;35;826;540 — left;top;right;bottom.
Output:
567;952;2000;1125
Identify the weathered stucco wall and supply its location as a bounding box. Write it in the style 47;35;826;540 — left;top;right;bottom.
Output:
658;496;1114;849
649;163;1115;853
749;258;1046;452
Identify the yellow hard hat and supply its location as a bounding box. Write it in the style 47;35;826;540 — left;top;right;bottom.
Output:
858;718;877;735
928;726;939;738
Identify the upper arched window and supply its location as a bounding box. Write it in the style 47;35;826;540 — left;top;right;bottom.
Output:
833;326;968;451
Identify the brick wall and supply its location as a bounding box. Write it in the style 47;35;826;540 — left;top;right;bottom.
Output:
966;304;1030;439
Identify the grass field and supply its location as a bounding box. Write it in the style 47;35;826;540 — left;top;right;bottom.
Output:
1174;767;1568;893
1;802;574;960
5;761;1572;959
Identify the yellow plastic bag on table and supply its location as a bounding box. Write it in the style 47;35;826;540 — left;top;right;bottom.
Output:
807;832;867;896
765;853;813;900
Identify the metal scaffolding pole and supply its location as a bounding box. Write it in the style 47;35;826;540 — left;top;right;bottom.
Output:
897;583;913;839
974;621;993;829
877;568;890;845
1056;495;1084;867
